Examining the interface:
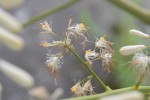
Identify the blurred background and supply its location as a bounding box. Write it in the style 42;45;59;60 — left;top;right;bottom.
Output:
0;0;150;100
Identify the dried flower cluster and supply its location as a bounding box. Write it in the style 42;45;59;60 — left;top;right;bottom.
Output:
71;76;94;97
39;16;114;97
119;29;150;76
85;36;114;73
39;16;89;78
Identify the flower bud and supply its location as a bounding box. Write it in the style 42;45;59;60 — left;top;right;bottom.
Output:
119;45;146;56
0;59;34;88
0;26;24;51
0;8;22;32
129;29;149;38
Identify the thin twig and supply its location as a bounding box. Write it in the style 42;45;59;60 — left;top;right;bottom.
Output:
23;0;80;27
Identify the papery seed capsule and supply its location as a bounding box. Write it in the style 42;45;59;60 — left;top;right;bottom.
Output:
119;45;146;56
129;29;150;38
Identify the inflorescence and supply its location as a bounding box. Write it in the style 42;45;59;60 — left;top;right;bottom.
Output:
39;16;150;97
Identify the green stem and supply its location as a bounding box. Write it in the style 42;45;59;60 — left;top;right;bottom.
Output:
64;86;150;100
134;72;145;89
23;0;80;27
66;45;109;91
107;0;150;24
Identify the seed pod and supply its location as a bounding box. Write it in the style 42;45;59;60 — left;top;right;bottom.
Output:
119;45;146;56
0;27;24;51
0;8;22;32
129;29;149;38
0;59;34;88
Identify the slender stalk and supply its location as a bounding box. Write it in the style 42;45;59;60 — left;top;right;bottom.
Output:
107;0;150;24
23;0;80;27
134;72;145;89
64;86;150;100
66;45;109;91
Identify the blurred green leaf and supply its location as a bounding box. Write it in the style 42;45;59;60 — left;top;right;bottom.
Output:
133;0;143;4
113;12;142;87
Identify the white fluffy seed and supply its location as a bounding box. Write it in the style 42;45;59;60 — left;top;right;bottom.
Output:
129;29;149;38
119;45;146;56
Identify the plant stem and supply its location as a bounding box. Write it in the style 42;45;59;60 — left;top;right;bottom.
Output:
107;0;150;24
134;72;145;89
66;45;110;91
64;86;150;100
23;0;80;27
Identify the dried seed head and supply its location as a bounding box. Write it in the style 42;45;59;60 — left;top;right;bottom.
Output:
76;23;87;34
95;36;113;50
71;82;85;97
68;23;88;35
101;51;114;73
46;53;63;78
82;79;94;95
119;45;147;56
129;29;150;38
132;51;150;74
85;50;98;65
68;22;89;48
39;21;52;33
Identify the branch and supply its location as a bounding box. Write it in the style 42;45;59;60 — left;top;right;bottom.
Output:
64;86;150;100
107;0;150;24
23;0;80;27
